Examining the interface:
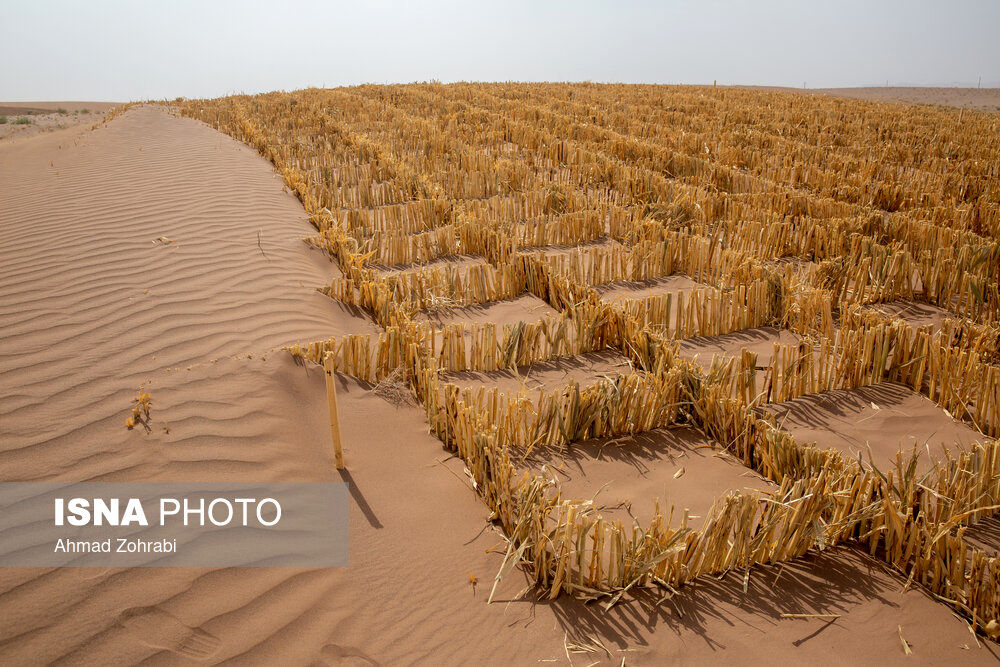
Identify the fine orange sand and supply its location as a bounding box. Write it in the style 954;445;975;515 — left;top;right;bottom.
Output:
1;105;995;664
678;326;800;370
526;426;778;529
763;382;990;474
442;349;635;394
0;105;379;472
873;300;958;332
416;293;559;328
596;274;705;302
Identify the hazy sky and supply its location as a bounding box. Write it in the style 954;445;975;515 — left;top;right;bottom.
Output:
2;0;998;101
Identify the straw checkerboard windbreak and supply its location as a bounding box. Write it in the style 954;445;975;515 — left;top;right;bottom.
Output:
174;84;999;637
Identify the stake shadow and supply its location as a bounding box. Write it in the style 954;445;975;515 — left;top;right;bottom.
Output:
338;469;382;529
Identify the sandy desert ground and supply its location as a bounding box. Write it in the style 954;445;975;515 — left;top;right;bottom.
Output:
0;102;118;141
748;86;1000;111
1;97;998;664
815;86;1000;111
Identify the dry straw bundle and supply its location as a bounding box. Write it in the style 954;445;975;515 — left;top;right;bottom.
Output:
442;370;684;453
429;307;609;374
615;280;779;339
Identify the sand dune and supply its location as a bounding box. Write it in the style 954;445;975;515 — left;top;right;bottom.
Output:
0;356;568;664
0;105;379;475
0;107;993;664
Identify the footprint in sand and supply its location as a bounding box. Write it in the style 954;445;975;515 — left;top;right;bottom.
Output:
316;642;379;666
117;606;221;661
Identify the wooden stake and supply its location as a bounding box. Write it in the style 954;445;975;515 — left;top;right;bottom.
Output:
324;352;345;469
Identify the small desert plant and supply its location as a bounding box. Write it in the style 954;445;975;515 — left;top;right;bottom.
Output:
56;107;68;114
13;116;32;125
126;389;152;433
80;108;90;114
0;116;7;124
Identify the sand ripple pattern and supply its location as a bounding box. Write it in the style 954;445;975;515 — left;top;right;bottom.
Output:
0;106;378;462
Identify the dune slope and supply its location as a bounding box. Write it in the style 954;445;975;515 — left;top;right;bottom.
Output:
0;105;379;472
